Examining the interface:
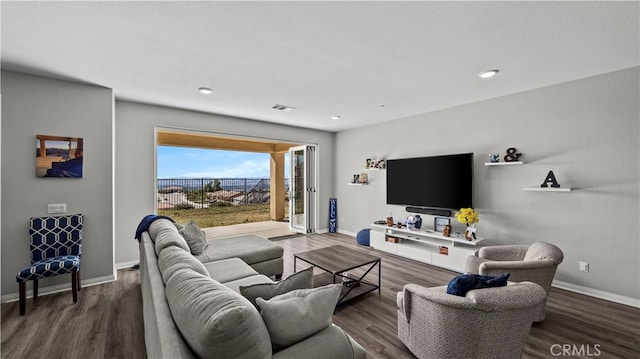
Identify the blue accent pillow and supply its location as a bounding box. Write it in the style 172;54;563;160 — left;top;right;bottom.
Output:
446;273;510;297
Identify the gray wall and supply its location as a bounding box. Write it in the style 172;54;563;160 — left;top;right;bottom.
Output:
3;68;637;305
114;101;335;266
335;67;640;303
1;71;115;297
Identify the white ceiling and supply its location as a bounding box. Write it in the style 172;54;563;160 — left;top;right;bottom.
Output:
2;1;638;132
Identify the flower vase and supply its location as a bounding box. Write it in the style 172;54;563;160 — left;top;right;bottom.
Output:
465;225;477;241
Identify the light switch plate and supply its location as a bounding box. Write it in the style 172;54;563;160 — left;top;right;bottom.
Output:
47;203;67;214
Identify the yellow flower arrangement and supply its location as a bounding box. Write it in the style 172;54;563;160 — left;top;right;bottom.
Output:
455;207;479;226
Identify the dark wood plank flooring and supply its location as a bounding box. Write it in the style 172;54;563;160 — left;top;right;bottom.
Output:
2;232;639;358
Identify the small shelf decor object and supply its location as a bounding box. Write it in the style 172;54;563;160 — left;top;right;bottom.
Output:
503;147;522;162
489;153;500;163
359;173;368;184
365;158;385;170
434;217;450;233
348;174;366;185
442;225;453;237
455;207;479;241
540;170;560;188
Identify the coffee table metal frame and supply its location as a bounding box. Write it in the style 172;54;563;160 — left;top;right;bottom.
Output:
293;245;381;307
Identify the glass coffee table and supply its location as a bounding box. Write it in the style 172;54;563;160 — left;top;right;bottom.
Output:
294;245;381;307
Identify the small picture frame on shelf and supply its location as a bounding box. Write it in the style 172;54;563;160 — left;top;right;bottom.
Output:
434;217;450;233
359;173;368;184
365;158;385;169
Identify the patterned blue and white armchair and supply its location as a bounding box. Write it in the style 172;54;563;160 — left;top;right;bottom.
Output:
16;214;83;315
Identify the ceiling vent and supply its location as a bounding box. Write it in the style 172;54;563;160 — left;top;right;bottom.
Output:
272;104;296;112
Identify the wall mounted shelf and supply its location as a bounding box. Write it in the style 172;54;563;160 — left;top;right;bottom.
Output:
347;183;367;186
484;161;524;166
523;187;572;192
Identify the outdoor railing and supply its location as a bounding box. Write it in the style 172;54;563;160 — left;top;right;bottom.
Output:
157;178;289;209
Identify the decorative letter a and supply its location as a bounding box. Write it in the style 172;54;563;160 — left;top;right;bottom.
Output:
540;170;560;188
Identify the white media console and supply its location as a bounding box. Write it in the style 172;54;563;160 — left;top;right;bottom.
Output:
369;223;486;272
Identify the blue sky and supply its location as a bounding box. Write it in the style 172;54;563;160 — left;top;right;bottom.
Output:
157;146;289;179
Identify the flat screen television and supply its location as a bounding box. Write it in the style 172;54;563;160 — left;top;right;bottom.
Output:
386;153;473;210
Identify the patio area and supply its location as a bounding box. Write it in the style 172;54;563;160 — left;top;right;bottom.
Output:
202;220;295;240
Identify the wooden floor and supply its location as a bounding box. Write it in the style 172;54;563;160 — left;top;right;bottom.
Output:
2;232;639;358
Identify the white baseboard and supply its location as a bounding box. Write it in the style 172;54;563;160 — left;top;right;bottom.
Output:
330;230;639;308
317;228;358;237
115;260;140;270
337;229;357;237
1;274;116;303
552;280;639;308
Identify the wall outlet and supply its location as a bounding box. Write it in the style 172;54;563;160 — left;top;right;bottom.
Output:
579;261;589;273
47;203;67;214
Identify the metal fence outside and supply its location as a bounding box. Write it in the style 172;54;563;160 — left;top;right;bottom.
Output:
157;178;289;209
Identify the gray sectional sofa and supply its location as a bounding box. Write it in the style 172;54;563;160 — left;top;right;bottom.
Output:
139;218;366;358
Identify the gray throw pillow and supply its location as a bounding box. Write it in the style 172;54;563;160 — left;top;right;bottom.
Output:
256;284;342;351
178;220;207;255
240;266;313;308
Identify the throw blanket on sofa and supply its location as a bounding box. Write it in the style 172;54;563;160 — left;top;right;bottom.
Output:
135;214;174;242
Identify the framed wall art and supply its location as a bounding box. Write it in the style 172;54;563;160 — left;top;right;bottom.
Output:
36;134;84;178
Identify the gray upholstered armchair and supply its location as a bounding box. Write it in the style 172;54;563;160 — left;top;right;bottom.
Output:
464;241;563;321
397;282;546;359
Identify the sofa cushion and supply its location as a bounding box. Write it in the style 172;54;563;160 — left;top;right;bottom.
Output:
165;268;272;359
152;221;190;256
158;246;209;284
178;220;207;256
256;284;341;351
147;218;176;242
203;258;260;283
523;241;564;263
240;266;314;308
272;325;365;359
195;234;283;265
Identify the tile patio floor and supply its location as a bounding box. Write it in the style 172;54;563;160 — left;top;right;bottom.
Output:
202;220;296;240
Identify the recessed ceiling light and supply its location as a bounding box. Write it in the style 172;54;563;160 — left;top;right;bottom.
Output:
479;69;499;78
198;87;213;94
331;115;341;120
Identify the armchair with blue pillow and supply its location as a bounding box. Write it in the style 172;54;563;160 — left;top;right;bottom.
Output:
397;276;545;359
